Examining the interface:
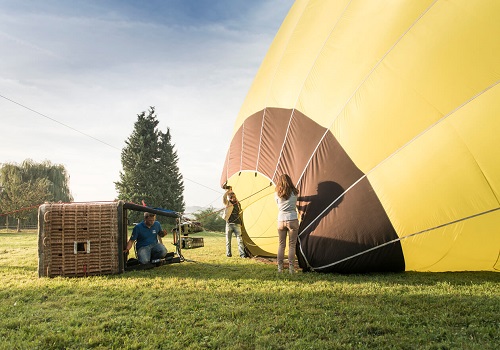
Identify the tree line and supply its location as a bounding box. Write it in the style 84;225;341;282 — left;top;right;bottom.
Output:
0;107;185;230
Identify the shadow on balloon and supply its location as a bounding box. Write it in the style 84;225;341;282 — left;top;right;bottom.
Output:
297;181;345;234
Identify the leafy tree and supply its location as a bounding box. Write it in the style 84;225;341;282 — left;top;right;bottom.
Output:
0;159;73;231
115;107;185;224
193;206;225;232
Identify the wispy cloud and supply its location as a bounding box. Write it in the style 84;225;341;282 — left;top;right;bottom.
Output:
0;0;294;208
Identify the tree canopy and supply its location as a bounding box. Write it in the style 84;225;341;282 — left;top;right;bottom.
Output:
115;107;185;222
0;159;73;229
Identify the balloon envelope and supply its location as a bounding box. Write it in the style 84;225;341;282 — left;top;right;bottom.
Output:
221;0;500;273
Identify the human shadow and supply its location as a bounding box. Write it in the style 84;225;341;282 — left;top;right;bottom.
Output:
297;181;345;234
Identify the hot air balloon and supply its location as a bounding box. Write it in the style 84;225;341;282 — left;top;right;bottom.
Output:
221;0;500;273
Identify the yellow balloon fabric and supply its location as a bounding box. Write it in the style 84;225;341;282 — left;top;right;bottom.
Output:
222;0;500;272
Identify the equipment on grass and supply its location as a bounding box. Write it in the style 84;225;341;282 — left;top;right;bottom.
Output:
38;201;191;277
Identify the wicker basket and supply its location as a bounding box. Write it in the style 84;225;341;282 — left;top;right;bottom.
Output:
38;201;126;277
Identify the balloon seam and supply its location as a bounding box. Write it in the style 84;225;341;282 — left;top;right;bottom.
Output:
310;206;500;271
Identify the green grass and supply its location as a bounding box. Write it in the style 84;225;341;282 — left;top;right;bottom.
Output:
0;230;499;349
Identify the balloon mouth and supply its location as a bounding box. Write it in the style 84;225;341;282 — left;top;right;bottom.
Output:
222;108;405;272
223;171;278;257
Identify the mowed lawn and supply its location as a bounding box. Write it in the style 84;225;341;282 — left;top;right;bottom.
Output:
0;230;499;349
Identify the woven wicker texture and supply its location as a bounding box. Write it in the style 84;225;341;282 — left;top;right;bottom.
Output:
39;202;120;277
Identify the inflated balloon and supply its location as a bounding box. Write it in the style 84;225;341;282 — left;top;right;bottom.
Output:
221;0;500;272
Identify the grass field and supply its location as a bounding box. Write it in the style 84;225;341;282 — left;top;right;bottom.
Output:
0;229;499;349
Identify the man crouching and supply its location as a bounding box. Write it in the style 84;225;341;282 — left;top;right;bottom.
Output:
124;212;168;264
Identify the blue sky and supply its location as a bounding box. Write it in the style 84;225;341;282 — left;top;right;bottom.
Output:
0;0;294;210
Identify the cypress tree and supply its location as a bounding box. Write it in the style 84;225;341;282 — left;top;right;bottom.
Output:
115;107;185;222
158;128;184;212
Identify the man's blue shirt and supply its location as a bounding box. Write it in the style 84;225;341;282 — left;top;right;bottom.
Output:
131;221;162;249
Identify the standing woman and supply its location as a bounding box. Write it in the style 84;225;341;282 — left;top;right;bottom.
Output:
275;174;299;273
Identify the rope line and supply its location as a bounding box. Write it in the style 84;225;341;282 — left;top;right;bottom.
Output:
0;94;121;150
0;204;42;217
1;93;225;195
183;183;274;223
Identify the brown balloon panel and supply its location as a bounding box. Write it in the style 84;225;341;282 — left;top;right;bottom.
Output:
221;108;405;273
